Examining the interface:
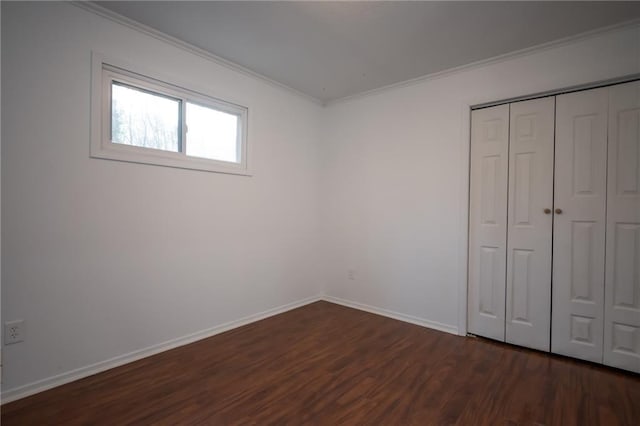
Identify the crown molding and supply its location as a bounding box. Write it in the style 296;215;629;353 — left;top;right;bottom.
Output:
70;1;324;106
325;18;640;107
69;2;639;108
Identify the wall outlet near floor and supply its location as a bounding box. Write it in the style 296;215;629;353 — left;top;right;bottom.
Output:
347;269;356;280
4;320;25;345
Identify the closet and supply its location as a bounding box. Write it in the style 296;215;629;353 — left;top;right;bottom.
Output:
468;80;640;374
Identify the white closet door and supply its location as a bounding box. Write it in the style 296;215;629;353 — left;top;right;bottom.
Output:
604;81;640;373
468;105;509;341
552;88;608;362
505;97;555;351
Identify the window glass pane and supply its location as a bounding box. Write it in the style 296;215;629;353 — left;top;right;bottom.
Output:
186;102;239;163
111;82;180;152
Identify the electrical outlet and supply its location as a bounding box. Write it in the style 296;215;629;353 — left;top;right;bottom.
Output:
4;320;25;345
348;269;356;280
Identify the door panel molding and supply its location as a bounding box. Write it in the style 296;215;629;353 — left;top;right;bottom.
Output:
552;87;608;363
506;97;555;352
605;81;640;373
468;105;510;341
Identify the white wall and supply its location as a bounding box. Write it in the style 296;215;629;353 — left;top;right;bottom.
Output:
1;2;322;396
320;24;640;333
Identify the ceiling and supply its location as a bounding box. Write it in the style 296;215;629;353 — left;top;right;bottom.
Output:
96;1;640;103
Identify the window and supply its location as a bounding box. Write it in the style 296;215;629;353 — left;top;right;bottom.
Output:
91;54;250;175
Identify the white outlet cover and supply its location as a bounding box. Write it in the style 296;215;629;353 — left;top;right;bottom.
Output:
4;320;25;345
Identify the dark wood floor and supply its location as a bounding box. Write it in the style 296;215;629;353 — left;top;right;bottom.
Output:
2;301;639;425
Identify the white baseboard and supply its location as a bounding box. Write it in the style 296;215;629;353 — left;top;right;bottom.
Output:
1;294;458;404
322;295;459;335
0;294;322;404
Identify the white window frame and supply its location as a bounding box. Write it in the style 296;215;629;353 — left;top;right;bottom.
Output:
91;53;250;175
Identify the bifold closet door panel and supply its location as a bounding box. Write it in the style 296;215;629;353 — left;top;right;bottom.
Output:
505;97;555;352
468;105;509;341
604;81;640;373
552;88;608;363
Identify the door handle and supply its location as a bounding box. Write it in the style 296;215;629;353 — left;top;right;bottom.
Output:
555;208;563;214
544;208;551;214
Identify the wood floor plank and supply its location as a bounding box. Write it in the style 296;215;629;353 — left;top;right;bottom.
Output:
2;301;639;425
